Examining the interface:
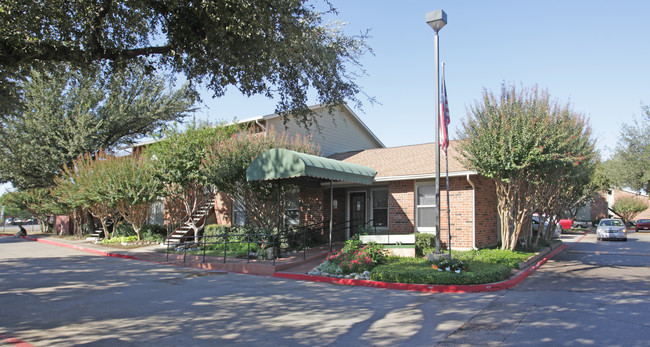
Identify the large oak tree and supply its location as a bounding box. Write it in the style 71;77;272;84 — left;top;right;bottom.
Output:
0;0;369;126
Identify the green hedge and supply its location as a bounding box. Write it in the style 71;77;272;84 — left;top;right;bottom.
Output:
415;233;437;256
452;249;532;269
370;257;512;285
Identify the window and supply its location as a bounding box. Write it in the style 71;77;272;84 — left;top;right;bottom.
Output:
372;189;388;227
284;186;300;228
416;184;436;231
233;198;246;226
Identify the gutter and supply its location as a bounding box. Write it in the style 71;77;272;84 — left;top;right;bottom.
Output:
467;174;478;250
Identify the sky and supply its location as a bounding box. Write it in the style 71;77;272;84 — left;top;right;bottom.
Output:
1;1;648;196
196;0;649;156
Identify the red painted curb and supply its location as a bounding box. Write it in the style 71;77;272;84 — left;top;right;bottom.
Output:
0;334;36;347
16;234;575;293
274;244;569;293
23;236;140;260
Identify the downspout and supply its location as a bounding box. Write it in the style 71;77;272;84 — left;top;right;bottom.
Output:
467;174;478;250
255;119;267;137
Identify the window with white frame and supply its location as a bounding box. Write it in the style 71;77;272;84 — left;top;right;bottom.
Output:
284;186;300;228
416;183;436;231
372;189;388;227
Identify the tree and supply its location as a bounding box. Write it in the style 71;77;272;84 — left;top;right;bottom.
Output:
0;65;196;189
145;122;240;236
53;152;119;239
457;85;596;250
107;155;164;240
603;105;650;193
0;0;369;127
3;188;66;233
201;130;318;229
610;196;649;223
0;191;32;221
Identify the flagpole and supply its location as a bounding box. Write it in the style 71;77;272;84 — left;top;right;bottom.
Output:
446;147;452;259
441;62;452;259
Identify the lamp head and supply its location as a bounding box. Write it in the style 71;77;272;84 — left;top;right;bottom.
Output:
426;10;447;32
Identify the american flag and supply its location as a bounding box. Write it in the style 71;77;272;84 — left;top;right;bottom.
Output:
439;65;450;155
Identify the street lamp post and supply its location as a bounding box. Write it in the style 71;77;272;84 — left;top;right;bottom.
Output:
426;10;447;253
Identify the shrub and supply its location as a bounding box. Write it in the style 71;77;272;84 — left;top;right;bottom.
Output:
139;223;167;242
453;248;531;269
112;222;135;238
101;235;138;244
325;236;387;274
318;261;343;275
141;223;167;237
415;233;437;256
370;257;512;285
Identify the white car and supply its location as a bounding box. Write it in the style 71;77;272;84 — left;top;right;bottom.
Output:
532;215;562;238
596;219;627;241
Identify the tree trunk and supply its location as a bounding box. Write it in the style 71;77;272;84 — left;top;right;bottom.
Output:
85;209;94;238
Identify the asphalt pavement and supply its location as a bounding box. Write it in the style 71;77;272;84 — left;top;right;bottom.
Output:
1;231;649;346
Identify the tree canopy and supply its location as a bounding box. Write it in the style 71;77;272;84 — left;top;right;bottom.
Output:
610;195;649;223
145;121;240;233
0;0;369;126
201;130;317;228
458;85;597;250
0;65;196;189
603;105;650;193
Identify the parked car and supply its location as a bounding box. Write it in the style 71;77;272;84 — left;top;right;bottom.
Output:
635;219;650;232
596;218;627;241
532;215;562;238
572;220;590;229
559;218;573;230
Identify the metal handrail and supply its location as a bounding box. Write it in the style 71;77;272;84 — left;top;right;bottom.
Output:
165;191;215;239
164;217;381;264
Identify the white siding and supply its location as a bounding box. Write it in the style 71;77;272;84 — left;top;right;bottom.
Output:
266;107;382;156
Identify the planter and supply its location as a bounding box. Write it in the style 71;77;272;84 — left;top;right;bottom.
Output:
382;245;415;257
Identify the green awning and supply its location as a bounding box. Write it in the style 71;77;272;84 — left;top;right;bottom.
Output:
246;148;376;185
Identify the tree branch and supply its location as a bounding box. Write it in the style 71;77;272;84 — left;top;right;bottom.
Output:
0;40;172;66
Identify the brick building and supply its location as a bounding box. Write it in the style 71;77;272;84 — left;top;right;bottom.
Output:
162;104;501;250
217;140;500;250
585;189;650;221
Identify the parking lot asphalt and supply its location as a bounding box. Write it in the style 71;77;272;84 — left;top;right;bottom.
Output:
2;231;650;346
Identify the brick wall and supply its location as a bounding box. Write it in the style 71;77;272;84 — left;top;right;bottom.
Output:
589;190;650;221
590;192;608;220
472;175;499;248
214;192;233;226
388;180;415;234
300;186;324;223
439;176;473;249
421;175;499;250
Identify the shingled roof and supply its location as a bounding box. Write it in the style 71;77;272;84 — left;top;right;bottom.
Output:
328;140;473;181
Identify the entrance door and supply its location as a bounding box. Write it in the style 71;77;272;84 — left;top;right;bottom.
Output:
349;192;366;237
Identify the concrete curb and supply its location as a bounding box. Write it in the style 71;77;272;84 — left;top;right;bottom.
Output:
274;244;569;293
